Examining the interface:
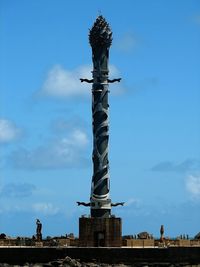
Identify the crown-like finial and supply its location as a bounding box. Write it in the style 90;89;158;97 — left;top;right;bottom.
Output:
89;16;112;48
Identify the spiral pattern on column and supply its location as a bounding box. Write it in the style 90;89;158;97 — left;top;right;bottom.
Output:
91;84;110;201
89;16;112;216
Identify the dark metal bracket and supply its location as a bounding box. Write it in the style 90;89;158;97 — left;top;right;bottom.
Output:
80;78;94;83
108;78;121;83
77;202;91;207
111;202;125;207
80;78;121;83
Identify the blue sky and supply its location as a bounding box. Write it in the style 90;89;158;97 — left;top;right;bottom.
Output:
0;0;200;238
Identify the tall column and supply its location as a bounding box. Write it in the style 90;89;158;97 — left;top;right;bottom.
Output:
89;16;112;218
78;15;123;216
78;16;123;247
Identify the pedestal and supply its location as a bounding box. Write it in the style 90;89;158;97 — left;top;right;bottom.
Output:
79;217;122;247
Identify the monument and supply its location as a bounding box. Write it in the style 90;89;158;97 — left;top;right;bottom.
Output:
36;219;42;241
78;15;124;247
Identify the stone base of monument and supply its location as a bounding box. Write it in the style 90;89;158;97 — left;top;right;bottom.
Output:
79;217;122;247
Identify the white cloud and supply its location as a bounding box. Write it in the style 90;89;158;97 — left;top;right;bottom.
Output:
41;65;92;98
9;128;89;169
125;198;140;207
51;117;87;133
115;33;137;53
0;119;21;143
32;203;60;216
0;203;30;213
186;175;200;198
0;183;36;198
40;64;125;98
66;129;88;147
151;159;200;173
0;202;60;216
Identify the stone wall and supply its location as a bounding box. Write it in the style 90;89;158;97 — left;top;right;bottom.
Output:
123;239;154;247
1;237;200;247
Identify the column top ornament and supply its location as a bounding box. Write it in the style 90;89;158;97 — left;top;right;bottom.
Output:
89;15;112;48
